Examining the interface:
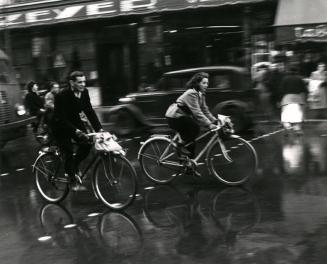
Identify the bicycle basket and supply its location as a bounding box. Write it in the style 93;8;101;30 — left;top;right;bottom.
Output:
217;114;235;135
94;133;123;153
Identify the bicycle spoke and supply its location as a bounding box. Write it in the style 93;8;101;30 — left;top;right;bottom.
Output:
139;152;160;161
34;153;68;202
95;155;136;210
139;138;182;184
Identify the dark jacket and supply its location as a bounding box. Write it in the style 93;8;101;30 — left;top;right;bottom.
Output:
24;92;43;116
279;74;308;101
53;87;102;138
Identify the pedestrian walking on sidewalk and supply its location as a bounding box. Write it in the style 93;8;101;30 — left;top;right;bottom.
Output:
308;62;327;118
279;67;308;135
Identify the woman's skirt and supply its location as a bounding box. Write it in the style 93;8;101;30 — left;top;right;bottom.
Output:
281;103;304;123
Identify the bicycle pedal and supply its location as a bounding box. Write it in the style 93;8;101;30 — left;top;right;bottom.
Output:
74;174;83;185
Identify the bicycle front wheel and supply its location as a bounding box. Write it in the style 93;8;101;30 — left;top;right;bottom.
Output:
138;137;183;184
94;153;137;210
34;152;69;202
207;135;258;185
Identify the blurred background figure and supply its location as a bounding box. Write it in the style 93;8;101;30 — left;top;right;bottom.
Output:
44;81;60;110
279;67;308;135
24;81;45;133
267;63;285;120
307;62;327;119
253;64;273;121
44;81;60;138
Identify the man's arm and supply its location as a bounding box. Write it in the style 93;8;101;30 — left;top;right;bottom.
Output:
83;89;102;132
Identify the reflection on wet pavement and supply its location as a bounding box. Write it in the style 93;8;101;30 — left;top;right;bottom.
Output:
2;125;327;263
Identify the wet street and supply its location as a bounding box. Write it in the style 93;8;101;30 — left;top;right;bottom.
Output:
1;122;327;264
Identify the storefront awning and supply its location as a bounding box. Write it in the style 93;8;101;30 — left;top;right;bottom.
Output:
0;0;266;30
275;0;327;44
275;0;327;27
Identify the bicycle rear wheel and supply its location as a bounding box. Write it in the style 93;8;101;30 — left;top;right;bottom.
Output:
94;153;137;210
100;211;142;256
207;135;258;185
138;137;183;184
34;152;69;202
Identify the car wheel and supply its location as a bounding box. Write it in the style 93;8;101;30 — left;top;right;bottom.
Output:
109;109;137;136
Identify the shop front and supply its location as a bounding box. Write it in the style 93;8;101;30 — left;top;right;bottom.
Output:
1;0;276;105
274;0;327;76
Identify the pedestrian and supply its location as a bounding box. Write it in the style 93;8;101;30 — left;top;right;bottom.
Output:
43;81;60;140
53;71;104;185
44;81;60;110
253;64;273;121
308;62;327;118
267;63;285;119
279;67;308;135
24;81;45;133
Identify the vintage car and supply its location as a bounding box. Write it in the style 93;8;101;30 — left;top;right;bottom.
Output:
106;66;257;135
0;49;34;148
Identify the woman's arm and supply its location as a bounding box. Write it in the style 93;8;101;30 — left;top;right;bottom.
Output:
185;92;216;129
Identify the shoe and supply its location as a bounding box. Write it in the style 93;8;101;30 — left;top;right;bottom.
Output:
71;184;87;192
185;167;202;178
74;172;83;185
176;143;191;157
193;170;202;178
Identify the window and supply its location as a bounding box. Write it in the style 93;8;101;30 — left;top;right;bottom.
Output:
210;74;231;90
164;75;189;91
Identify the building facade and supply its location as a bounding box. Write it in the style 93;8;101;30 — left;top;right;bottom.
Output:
274;0;327;77
0;0;276;105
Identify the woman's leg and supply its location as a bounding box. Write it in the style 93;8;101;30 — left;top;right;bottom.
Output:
167;117;200;158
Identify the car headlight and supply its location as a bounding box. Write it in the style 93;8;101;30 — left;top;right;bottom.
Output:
119;97;135;103
15;104;26;116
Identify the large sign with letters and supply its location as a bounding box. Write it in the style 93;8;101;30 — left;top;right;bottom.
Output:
294;24;327;42
0;0;262;29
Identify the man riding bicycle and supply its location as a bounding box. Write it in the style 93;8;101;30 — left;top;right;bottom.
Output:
53;71;104;184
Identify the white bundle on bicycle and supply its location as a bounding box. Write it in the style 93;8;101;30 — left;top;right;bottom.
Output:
94;132;124;155
217;114;234;134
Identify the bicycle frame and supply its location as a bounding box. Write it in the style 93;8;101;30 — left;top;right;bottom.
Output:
160;129;231;166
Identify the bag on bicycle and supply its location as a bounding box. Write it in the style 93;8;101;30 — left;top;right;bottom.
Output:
94;132;122;153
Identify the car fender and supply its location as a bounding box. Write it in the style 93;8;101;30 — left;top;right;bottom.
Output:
213;100;249;115
106;104;154;127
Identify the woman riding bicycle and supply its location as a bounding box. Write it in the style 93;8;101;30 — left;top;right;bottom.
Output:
165;72;217;159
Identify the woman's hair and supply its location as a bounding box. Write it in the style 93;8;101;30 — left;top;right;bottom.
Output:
26;81;36;92
186;72;209;91
47;81;59;91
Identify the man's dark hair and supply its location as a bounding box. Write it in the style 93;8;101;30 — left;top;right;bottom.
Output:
69;71;85;82
26;81;36;92
186;72;209;91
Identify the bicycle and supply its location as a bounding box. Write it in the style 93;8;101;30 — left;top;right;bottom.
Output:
138;122;258;185
32;132;137;210
39;203;143;256
143;185;261;251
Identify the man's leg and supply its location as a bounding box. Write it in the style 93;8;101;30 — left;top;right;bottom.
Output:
57;138;75;181
74;140;92;172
